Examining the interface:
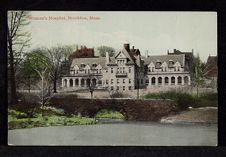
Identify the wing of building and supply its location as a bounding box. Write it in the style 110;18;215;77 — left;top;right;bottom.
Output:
61;43;192;91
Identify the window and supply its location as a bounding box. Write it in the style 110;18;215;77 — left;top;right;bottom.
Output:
117;79;119;84
141;79;143;84
123;86;125;90
123;79;125;83
129;79;131;84
129;86;132;90
92;63;97;67
111;86;114;90
111;79;114;84
129;67;131;73
111;68;114;73
81;63;86;68
106;80;108;84
123;67;125;73
85;70;87;74
100;69;102;73
117;86;119;90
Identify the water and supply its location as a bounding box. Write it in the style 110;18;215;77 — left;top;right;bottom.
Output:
8;121;217;146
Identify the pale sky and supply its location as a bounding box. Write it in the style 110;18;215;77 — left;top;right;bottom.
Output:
26;11;217;62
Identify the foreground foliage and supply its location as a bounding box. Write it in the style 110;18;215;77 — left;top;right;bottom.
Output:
143;91;217;110
95;109;124;119
8;107;97;130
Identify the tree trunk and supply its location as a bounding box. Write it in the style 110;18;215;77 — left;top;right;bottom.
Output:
53;70;57;93
8;33;18;105
28;76;31;93
196;85;199;98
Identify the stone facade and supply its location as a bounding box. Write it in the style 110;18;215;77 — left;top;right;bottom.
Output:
61;43;192;91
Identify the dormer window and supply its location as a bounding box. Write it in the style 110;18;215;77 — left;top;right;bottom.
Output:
81;63;86;68
155;61;161;69
168;60;174;68
92;63;97;67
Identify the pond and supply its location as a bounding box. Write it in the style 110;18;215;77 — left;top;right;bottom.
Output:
8;121;217;146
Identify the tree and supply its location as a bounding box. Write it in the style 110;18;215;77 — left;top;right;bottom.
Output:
192;54;205;97
26;48;52;116
7;11;31;104
97;46;115;57
47;45;75;93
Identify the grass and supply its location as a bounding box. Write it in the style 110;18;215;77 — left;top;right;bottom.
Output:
8;108;97;130
143;91;218;110
95;109;124;119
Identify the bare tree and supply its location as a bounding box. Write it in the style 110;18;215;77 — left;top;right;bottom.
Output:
7;11;31;104
47;45;75;93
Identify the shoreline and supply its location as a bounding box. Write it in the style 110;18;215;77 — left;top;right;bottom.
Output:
160;107;217;124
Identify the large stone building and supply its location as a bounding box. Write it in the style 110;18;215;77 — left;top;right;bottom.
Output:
61;43;192;91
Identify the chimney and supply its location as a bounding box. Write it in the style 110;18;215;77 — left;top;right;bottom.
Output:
174;49;176;53
145;50;148;58
76;45;78;50
167;49;169;54
81;45;83;49
136;55;141;67
132;46;134;50
124;43;130;52
106;51;110;64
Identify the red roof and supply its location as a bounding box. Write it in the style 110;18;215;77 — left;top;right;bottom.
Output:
69;46;94;60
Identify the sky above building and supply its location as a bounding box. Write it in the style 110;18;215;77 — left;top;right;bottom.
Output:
26;11;217;62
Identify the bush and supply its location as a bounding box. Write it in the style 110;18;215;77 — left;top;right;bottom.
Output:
144;91;217;110
110;91;126;98
95;109;124;119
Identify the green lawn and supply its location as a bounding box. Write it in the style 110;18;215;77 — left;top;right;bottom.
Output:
95;109;124;119
8;108;97;130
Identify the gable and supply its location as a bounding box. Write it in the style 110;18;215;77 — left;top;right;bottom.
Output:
96;64;102;69
174;61;181;67
84;64;90;69
161;62;168;67
73;65;79;70
115;51;127;59
148;62;155;68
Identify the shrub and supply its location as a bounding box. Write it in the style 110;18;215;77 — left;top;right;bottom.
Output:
95;109;124;119
144;91;217;110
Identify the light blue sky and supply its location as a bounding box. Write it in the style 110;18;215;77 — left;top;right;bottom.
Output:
27;11;217;62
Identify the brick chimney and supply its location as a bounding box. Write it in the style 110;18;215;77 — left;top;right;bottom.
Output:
124;43;130;52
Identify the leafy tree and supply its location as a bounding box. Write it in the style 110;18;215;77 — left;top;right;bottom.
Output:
7;11;31;104
21;48;52;116
97;46;115;57
192;54;205;97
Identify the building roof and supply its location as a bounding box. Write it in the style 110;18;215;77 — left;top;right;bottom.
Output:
69;46;95;60
143;54;185;67
71;57;107;69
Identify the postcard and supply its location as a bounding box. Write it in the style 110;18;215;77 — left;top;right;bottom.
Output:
7;11;217;146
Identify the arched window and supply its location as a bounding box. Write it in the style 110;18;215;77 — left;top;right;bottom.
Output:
69;79;73;87
81;79;85;87
75;79;79;86
151;77;156;85
177;76;182;85
165;77;169;85
158;77;162;85
87;79;91;87
171;77;175;85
